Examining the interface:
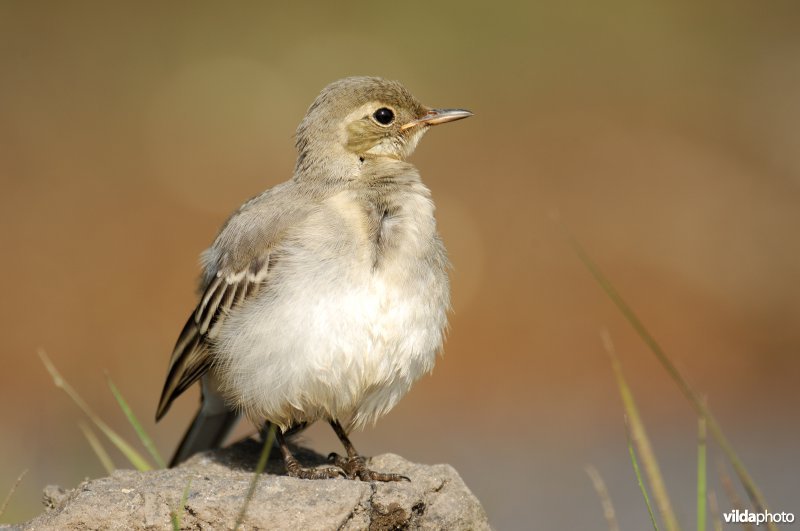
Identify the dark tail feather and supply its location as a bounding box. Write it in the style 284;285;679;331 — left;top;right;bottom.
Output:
169;405;240;467
168;375;240;467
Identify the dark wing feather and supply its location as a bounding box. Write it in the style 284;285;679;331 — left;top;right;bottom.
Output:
155;179;321;422
155;259;269;421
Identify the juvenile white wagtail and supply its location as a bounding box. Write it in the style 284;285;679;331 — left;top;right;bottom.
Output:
156;76;471;481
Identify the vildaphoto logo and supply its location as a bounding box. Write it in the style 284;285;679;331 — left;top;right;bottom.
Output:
723;509;795;526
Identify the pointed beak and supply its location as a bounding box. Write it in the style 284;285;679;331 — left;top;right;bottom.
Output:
400;108;473;130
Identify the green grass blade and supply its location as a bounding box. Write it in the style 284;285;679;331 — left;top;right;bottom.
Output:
566;231;773;528
79;422;115;475
171;478;192;531
586;465;621;531
38;349;153;471
107;375;167;468
628;433;659;531
697;413;707;531
0;469;28;519
603;331;678;531
234;425;276;531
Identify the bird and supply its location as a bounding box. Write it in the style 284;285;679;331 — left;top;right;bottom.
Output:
155;76;471;481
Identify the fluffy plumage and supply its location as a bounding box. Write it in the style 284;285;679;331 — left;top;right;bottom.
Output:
156;76;469;471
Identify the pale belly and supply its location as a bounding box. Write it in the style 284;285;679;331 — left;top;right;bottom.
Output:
211;239;449;431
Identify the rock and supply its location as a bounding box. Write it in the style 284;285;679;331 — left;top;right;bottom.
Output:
16;439;490;530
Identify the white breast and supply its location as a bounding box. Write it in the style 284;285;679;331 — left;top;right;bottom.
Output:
212;187;449;431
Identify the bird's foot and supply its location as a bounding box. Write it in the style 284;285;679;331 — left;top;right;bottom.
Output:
284;454;344;480
328;453;410;482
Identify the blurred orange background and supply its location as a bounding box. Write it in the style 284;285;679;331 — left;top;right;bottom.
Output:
2;2;799;528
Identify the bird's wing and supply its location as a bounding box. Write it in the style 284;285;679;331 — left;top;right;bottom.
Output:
155;181;321;421
155;259;270;421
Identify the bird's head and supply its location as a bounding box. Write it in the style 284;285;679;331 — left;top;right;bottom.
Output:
294;77;471;179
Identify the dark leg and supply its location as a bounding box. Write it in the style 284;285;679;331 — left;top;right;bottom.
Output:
327;420;410;482
276;428;343;480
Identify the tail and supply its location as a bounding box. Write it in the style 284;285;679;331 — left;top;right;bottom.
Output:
169;375;241;467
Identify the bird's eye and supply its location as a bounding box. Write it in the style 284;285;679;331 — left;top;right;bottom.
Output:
373;107;395;126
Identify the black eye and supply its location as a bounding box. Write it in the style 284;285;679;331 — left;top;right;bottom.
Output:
373;107;394;125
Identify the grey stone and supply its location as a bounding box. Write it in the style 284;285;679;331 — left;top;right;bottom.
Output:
18;439;490;530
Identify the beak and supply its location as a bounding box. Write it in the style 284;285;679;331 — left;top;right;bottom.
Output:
400;108;473;130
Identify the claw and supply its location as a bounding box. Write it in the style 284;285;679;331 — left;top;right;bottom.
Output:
284;453;344;480
328;452;410;482
286;461;344;480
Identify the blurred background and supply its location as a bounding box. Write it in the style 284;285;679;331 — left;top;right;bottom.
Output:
2;1;799;528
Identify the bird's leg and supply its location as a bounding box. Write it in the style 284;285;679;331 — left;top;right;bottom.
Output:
327;420;410;482
276;428;343;480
